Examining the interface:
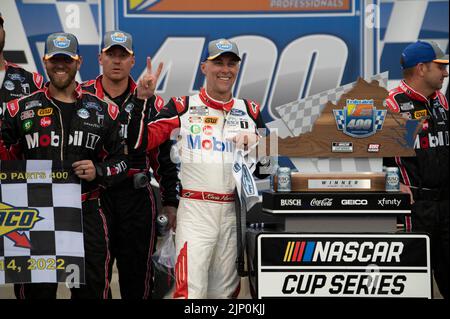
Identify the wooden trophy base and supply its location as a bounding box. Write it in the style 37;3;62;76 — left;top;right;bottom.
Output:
273;172;386;192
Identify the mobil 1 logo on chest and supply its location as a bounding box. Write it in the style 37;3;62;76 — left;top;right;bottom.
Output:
257;234;431;298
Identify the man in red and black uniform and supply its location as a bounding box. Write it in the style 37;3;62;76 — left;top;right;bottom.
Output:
1;32;127;299
82;30;179;299
384;40;448;299
0;12;43;121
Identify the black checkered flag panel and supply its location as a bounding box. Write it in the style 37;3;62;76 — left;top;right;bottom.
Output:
0;160;84;284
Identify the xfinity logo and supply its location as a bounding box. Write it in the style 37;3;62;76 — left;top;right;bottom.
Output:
280;199;302;207
341;199;368;206
378;198;402;207
310;198;333;207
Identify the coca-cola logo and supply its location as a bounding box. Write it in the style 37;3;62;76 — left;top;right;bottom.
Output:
310;198;333;206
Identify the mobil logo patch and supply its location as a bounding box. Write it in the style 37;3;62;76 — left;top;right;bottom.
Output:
25;131;60;149
187;135;233;152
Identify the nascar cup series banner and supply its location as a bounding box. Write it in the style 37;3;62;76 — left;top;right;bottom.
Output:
257;234;432;298
0;160;84;285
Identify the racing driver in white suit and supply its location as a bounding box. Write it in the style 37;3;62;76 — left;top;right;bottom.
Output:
129;38;270;298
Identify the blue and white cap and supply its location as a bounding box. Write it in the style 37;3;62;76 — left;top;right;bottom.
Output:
401;40;449;69
206;38;240;61
44;32;79;60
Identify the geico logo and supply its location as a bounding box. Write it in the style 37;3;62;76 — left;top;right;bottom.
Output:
0;208;42;235
414;131;449;149
187;135;233;152
341;199;368;205
312;241;404;263
37;108;53;116
204;117;218;124
280;199;302;206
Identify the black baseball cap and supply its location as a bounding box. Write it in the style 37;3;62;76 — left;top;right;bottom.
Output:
0;12;4;27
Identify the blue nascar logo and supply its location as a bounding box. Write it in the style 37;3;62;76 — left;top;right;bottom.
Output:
333;99;386;138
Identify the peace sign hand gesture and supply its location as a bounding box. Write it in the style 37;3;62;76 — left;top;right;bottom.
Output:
136;56;163;100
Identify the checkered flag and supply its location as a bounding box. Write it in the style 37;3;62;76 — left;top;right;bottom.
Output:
0;160;84;284
375;110;387;130
333;110;345;130
276;72;389;137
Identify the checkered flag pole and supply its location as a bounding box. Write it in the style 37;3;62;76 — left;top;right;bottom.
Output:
276;72;389;137
0;160;84;284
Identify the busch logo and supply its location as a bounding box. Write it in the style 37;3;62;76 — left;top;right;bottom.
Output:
310;198;333;207
280;199;302;207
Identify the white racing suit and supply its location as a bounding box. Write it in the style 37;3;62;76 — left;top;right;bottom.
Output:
134;88;265;298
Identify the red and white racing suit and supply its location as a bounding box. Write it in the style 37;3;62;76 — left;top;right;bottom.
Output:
133;88;264;298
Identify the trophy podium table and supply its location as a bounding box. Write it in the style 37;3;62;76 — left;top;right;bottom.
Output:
261;191;410;232
246;191;432;299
